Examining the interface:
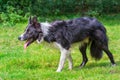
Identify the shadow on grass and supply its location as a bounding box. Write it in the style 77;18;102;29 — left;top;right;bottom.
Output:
73;60;120;71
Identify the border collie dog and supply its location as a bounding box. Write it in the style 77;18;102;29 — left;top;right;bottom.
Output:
18;16;116;72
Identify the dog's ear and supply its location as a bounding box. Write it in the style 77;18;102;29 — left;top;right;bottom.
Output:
32;16;40;28
29;16;32;24
30;16;42;32
32;16;38;24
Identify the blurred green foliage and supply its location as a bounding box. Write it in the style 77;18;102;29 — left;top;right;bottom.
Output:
0;0;120;26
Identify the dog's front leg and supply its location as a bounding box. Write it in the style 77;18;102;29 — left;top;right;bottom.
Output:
56;48;69;72
67;52;73;70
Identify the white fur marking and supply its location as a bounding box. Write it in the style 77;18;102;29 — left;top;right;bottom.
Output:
56;48;68;72
83;17;88;20
41;22;51;36
19;33;24;41
55;43;73;72
36;37;43;44
80;62;85;68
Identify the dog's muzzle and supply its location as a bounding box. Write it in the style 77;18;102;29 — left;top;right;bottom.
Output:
18;34;25;41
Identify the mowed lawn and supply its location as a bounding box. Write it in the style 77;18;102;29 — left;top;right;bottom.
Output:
0;15;120;80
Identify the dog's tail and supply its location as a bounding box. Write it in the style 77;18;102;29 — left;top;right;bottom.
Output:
90;40;103;60
90;28;108;60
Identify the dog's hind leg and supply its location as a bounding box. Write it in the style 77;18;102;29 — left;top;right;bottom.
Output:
101;45;116;66
79;43;88;68
91;29;116;66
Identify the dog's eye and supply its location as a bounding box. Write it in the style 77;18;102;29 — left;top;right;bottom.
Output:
26;29;31;34
27;29;30;33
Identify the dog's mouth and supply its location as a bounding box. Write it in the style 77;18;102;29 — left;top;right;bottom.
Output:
24;39;34;49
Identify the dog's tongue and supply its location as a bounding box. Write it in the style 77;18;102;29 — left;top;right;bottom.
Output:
24;41;29;49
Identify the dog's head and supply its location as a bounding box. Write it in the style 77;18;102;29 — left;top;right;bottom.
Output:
18;16;43;49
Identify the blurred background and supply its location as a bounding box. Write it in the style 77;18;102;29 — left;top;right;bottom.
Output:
0;0;120;26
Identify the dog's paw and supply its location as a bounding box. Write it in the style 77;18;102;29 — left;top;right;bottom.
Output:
68;66;73;70
56;69;61;72
112;63;116;67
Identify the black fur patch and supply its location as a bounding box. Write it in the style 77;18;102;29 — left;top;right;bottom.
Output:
44;17;115;64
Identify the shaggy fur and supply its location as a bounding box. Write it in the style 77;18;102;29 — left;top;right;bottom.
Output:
18;16;116;72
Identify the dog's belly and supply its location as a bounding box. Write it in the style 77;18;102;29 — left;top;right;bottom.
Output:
71;37;89;47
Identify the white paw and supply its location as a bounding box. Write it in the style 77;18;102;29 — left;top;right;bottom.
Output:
112;64;116;67
56;69;61;72
36;40;40;43
69;66;73;70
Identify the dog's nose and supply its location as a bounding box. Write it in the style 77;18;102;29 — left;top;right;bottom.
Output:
18;36;21;40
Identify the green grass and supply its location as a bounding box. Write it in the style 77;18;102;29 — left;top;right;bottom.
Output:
0;14;120;80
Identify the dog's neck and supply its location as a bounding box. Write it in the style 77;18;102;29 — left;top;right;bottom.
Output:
40;22;51;36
